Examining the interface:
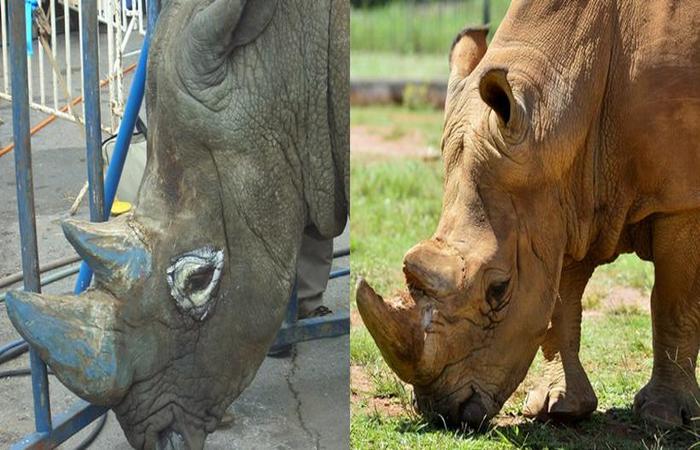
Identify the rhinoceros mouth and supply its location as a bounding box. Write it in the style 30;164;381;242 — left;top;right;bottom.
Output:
416;381;499;429
156;429;187;450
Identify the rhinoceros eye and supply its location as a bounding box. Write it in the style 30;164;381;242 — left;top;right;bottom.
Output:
166;247;224;321
486;279;510;310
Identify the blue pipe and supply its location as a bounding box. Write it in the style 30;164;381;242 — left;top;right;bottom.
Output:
330;268;350;279
73;31;152;293
8;0;52;433
0;339;26;356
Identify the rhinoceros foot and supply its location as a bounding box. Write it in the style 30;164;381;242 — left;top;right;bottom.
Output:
523;360;597;422
633;379;700;429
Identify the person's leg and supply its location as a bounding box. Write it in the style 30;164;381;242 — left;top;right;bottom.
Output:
296;232;334;318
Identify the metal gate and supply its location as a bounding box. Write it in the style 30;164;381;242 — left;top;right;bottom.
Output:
3;0;157;447
0;0;148;134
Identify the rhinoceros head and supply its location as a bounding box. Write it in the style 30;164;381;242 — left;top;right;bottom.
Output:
6;0;348;448
357;15;598;427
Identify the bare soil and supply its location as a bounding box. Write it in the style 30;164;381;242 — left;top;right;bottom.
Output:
351;365;407;418
351;125;439;160
583;285;649;318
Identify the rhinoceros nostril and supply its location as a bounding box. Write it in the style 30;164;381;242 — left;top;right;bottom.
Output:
459;392;490;430
156;429;187;450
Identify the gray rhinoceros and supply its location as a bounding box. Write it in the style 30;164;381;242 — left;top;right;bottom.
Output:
6;0;348;448
357;0;699;430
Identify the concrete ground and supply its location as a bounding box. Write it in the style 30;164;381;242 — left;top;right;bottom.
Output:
0;31;349;449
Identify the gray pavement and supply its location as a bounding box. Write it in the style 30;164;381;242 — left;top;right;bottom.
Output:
0;32;349;449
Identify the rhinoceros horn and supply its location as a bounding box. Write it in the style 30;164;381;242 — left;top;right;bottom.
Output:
5;289;133;405
62;215;151;293
4;214;151;404
355;278;426;384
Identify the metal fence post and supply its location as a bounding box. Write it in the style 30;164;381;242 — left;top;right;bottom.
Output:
73;0;158;292
8;0;52;434
483;0;491;25
81;0;105;225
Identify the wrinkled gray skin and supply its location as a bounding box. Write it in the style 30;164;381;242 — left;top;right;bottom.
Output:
5;1;348;448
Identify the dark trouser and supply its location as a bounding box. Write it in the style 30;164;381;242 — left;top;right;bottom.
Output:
296;232;333;316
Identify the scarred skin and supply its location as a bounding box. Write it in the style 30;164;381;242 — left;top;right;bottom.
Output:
357;0;699;429
5;0;348;449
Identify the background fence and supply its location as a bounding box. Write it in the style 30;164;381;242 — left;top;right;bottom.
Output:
351;0;510;55
0;0;148;134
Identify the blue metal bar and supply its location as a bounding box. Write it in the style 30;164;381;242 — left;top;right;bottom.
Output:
329;268;349;279
9;0;52;434
1;265;81;303
74;13;153;293
81;0;105;225
273;311;350;347
0;339;26;355
10;400;107;450
270;266;350;351
285;281;299;325
148;0;160;32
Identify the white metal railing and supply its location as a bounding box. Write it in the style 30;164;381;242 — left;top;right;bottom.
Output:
0;0;148;134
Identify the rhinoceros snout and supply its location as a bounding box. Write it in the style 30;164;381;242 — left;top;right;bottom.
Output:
156;429;189;450
415;385;497;430
458;392;491;430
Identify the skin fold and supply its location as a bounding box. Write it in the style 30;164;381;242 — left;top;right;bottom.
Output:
5;0;348;449
357;0;699;430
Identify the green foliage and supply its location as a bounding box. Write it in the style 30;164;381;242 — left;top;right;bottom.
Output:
351;0;393;8
402;83;432;110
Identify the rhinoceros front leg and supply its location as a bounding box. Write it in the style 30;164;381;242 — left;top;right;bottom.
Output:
634;213;700;429
523;263;598;421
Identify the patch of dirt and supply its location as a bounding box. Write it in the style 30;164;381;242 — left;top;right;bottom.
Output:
351;125;440;160
603;286;649;313
350;308;363;327
582;285;649;318
351;365;407;418
491;414;529;428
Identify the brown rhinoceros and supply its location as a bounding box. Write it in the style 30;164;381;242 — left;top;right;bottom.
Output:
6;0;348;448
357;0;699;430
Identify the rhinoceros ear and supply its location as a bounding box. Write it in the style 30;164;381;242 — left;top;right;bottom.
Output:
479;68;527;141
479;69;514;125
449;26;489;79
180;0;278;99
188;0;277;60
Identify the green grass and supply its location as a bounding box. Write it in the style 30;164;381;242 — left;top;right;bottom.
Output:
351;1;512;54
350;153;699;449
593;254;655;294
350;158;443;296
351;51;448;81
